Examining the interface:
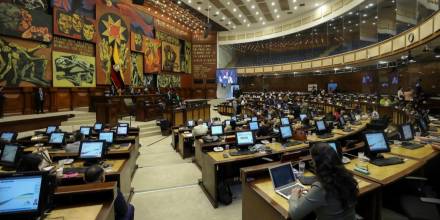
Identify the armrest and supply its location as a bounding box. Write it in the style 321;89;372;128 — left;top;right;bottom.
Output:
420;197;440;205
405;176;428;181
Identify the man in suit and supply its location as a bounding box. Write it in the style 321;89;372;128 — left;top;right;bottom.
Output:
35;87;44;113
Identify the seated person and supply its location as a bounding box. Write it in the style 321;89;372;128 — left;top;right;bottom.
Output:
288;142;358;220
257;120;271;137
333;108;342;121
192;119;208;136
84;165;132;220
17;153;44;172
211;117;222;126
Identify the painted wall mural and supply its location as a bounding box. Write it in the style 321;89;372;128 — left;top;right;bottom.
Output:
183;40;191;74
52;50;96;87
131;52;143;87
13;0;48;11
144;37;161;73
0;36;51;87
0;1;53;42
157;31;181;72
157;74;180;88
53;2;96;42
96;0;130;86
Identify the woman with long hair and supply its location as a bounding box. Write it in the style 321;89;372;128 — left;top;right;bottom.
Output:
289;142;359;220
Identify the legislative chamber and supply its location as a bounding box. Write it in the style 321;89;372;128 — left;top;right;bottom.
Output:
1;0;440;220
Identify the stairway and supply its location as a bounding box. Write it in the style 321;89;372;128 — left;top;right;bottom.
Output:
60;113;162;138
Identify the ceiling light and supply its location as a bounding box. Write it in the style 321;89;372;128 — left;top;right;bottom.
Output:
227;1;230;5
243;19;247;23
259;17;263;20
216;11;219;15
315;3;319;6
233;25;236;29
293;0;297;2
256;11;259;15
222;16;225;19
177;0;181;4
247;24;250;27
238;14;242;17
197;6;201;10
251;5;255;9
274;9;278;13
348;11;352;15
262;21;266;25
276;14;280;18
188;0;191;3
294;6;297;10
271;2;275;6
233;8;236;12
228;21;231;24
368;3;374;7
363;14;367;17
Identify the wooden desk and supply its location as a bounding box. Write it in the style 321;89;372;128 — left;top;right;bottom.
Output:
163;104;211;127
200;146;282;208
59;159;133;201
241;163;381;220
47;202;114;220
178;132;193;159
390;144;439;161
344;153;425;185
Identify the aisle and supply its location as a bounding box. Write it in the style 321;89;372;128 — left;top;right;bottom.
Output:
131;99;241;220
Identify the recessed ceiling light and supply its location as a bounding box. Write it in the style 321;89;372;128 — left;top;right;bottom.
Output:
262;21;266;25
259;17;263;20
348;12;352;15
256;11;259;15
293;0;296;2
271;2;275;6
188;0;191;3
276;14;280;18
222;16;225;19
197;6;201;10
216;11;219;15
251;5;255;9
274;9;278;13
294;6;298;10
227;1;230;5
228;21;231;24
238;14;242;17
315;3;319;7
247;24;250;27
243;19;247;23
233;25;236;29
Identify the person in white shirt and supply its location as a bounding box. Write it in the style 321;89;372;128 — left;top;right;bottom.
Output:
397;87;404;101
192;119;208;137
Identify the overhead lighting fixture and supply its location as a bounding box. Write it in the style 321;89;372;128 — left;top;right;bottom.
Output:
233;8;236;12
294;6;297;10
276;14;280;19
247;23;250;27
274;9;278;13
251;5;255;9
271;2;275;6
259;17;263;20
262;21;266;25
238;14;242;17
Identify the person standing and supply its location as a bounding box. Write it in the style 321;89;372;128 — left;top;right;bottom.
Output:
397;87;404;102
0;86;4;118
35;87;44;114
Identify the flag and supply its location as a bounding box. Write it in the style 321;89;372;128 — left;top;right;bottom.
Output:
111;44;125;89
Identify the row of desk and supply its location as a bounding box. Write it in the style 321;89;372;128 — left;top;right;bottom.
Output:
1;127;141;220
241;132;440;220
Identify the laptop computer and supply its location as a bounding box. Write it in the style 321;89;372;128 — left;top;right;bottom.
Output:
268;163;304;200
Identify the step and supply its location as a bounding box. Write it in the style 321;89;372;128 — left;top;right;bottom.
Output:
139;130;163;138
67;115;96;122
61;119;96;126
139;126;160;132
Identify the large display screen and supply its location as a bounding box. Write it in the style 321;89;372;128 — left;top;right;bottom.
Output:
216;69;237;85
0;175;42;214
327;83;338;91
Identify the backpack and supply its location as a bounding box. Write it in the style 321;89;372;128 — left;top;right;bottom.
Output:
217;181;232;205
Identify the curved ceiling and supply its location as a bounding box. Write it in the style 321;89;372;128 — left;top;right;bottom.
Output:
181;0;332;31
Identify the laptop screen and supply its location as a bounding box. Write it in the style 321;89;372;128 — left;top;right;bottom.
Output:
249;121;259;131
99;132;114;144
328;142;338;153
316;121;326;131
1;132;15;143
365;132;388;153
46;126;57;134
80;142;104;159
251;117;258;122
280;126;292;139
1;144;18;163
236;131;254;146
211;125;223;136
80;127;91;136
281;117;289;126
48;133;64;144
401;124;413;140
94;123;103;130
117;126;128;135
0;175;42;214
270;163;295;189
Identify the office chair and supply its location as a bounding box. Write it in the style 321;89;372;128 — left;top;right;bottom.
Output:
399;176;440;220
123;98;135;127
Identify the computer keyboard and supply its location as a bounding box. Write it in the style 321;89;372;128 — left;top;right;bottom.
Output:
63;167;87;174
230;149;256;156
370;157;404;166
401;142;424;149
318;133;334;139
